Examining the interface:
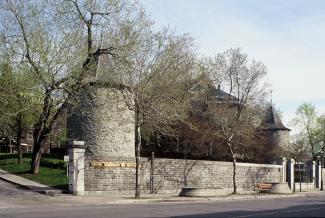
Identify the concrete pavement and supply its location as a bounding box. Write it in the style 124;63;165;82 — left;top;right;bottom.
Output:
0;168;63;196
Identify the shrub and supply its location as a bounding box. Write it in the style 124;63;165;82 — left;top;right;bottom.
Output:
49;148;67;157
0;153;66;169
40;158;66;169
0;153;17;160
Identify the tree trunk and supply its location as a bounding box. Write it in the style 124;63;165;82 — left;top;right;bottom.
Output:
135;126;141;198
311;144;316;161
9;138;12;153
134;105;142;198
31;140;43;174
156;132;161;148
16;116;23;165
183;154;188;186
232;155;237;194
209;141;213;159
227;138;237;194
176;136;180;153
31;127;46;174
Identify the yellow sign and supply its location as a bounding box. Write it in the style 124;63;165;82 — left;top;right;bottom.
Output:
89;161;143;168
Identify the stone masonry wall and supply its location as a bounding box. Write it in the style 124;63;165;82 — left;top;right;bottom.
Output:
84;156;282;195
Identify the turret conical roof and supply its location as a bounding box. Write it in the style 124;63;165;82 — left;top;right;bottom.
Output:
260;106;290;131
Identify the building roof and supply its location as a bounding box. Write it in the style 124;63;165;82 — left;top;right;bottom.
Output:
207;85;239;104
260;105;290;131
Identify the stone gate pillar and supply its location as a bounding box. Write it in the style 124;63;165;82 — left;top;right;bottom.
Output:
322;168;325;191
318;157;322;189
282;157;287;183
68;140;85;196
312;160;316;188
289;158;295;192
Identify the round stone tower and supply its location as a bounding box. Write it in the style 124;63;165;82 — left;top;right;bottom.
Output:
67;55;135;157
260;105;291;163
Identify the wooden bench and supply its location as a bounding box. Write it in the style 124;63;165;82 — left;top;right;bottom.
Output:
256;183;272;194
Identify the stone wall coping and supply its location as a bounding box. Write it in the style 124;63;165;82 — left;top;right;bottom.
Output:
85;156;136;161
68;140;85;148
145;157;282;168
69;146;86;150
236;162;282;168
84;156;282;168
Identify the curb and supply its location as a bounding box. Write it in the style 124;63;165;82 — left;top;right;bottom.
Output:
66;191;325;206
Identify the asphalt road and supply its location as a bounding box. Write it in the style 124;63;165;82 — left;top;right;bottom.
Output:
1;179;325;218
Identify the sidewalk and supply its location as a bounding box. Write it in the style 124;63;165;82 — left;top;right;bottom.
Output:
1;168;325;206
65;190;325;206
0;168;63;196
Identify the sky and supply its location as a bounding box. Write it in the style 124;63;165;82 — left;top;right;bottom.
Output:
139;0;325;128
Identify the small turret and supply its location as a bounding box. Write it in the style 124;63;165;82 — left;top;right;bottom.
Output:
260;105;290;163
260;106;290;131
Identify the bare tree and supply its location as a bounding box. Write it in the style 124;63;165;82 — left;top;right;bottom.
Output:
0;0;146;173
205;48;268;194
98;26;196;197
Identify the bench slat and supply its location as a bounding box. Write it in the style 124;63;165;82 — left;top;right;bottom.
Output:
256;183;272;194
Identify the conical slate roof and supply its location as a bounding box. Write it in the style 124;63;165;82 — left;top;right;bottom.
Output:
260;106;290;131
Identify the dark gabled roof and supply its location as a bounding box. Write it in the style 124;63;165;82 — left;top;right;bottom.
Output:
208;85;239;104
260;106;290;131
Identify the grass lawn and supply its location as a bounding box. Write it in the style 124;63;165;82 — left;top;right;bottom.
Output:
0;153;68;190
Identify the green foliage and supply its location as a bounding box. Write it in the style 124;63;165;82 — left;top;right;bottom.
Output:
40;158;66;169
57;129;67;148
0;61;41;136
291;103;325;159
0;153;66;169
314;115;325;155
0;153;18;160
0;153;67;189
